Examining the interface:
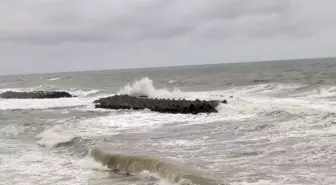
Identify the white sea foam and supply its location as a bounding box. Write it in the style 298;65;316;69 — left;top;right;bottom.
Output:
80;155;109;171
0;143;93;185
223;83;304;96
152;139;205;147
168;80;178;83
293;85;336;98
0;124;25;136
119;77;185;99
69;89;100;97
0;85;55;94
48;77;61;81
0;97;95;110
37;105;258;144
36;125;76;147
118;77;307;102
3;77;335;185
115;78;336;126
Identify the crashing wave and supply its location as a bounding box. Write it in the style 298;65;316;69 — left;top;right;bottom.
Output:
118;77;183;99
90;148;224;185
37;127;78;148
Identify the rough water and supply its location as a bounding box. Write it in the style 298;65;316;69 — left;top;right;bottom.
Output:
0;58;335;185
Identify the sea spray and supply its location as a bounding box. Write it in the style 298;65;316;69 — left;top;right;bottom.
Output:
119;77;183;99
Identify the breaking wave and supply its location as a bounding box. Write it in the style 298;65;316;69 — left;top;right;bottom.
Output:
117;77;224;101
37;126;80;147
68;89;100;97
119;77;183;99
291;85;336;98
90;148;223;185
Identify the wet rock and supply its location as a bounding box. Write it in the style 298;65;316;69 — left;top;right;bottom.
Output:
0;91;74;99
94;95;219;114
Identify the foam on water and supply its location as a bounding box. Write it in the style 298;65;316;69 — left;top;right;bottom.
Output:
33;79;336;150
0;139;95;185
2;76;336;185
48;77;61;81
36;125;77;147
118;77;308;102
291;85;336;98
71;89;101;97
0;85;56;94
168;80;179;84
0;97;95;110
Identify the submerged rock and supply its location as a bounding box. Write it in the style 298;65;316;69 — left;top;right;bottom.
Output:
0;91;74;99
94;94;220;114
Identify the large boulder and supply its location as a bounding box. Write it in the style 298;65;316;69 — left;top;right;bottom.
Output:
94;95;220;114
0;91;74;99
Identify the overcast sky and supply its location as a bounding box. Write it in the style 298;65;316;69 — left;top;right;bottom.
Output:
1;0;336;75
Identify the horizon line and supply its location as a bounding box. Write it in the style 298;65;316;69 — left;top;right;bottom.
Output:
1;56;335;77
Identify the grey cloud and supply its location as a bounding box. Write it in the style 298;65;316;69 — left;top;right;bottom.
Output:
0;31;110;44
0;0;336;75
0;0;317;44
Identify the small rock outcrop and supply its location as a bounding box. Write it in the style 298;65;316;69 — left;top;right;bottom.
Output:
0;91;74;99
94;95;220;114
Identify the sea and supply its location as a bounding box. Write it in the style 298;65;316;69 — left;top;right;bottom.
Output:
0;58;335;185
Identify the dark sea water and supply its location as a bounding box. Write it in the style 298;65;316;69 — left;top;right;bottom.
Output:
0;58;336;185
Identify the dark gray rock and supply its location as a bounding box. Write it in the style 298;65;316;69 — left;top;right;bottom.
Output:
0;91;74;99
94;95;220;114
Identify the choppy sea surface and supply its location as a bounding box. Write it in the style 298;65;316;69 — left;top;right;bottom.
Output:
0;58;336;185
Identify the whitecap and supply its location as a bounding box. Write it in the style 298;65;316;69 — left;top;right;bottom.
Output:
119;77;183;99
48;77;61;81
37;126;76;147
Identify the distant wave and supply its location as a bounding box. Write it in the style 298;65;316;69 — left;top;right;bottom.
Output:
237;83;304;94
168;79;184;84
69;89;100;97
48;77;61;81
0;85;56;94
168;80;178;84
90;148;223;185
